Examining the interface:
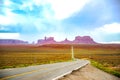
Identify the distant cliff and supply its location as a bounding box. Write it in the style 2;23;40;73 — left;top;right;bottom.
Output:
37;36;97;45
0;39;28;44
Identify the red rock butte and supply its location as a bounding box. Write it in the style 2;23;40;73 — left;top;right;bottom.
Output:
37;36;97;44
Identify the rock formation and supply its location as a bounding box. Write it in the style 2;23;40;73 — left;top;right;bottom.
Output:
0;39;28;44
73;36;96;44
37;37;56;44
37;36;97;45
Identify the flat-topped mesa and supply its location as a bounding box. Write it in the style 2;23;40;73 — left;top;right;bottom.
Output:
37;37;56;44
73;36;96;44
0;39;28;44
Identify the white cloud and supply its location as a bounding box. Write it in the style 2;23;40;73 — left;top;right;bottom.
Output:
0;14;28;25
23;0;91;20
88;22;120;42
32;0;45;6
1;0;90;26
97;23;120;34
99;41;120;44
22;0;90;20
0;0;34;25
20;1;34;11
48;0;90;20
1;0;50;26
4;0;12;6
0;33;20;39
0;7;30;25
0;15;14;25
0;7;16;25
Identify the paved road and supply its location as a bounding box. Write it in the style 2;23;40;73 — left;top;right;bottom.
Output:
0;59;89;80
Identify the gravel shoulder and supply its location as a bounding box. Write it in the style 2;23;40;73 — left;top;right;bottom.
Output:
58;64;120;80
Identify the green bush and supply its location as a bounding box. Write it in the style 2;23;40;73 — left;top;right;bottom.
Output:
2;66;13;69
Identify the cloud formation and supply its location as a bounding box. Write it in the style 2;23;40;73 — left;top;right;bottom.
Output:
0;33;20;39
90;22;120;43
98;23;120;34
48;0;90;20
0;0;120;43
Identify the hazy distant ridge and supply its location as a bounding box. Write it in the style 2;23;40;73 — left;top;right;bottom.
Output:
0;39;28;44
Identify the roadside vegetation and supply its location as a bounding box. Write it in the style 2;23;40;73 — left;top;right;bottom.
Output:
90;60;120;77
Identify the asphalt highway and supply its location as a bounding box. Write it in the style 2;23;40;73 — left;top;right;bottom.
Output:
0;59;89;80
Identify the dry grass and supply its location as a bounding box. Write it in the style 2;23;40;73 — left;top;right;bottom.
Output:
0;53;71;68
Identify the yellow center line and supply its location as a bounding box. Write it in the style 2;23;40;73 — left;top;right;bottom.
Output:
0;68;47;80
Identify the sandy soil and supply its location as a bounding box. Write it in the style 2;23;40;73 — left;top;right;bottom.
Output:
58;64;120;80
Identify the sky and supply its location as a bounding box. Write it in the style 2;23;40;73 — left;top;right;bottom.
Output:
0;0;120;43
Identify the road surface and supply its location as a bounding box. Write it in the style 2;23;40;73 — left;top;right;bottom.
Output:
0;60;89;80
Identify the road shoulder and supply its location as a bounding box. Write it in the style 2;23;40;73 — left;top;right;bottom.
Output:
58;64;120;80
